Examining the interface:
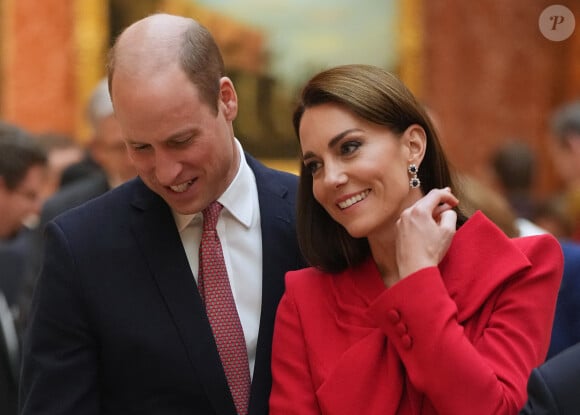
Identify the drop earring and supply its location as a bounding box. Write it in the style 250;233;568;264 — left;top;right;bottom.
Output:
408;164;420;188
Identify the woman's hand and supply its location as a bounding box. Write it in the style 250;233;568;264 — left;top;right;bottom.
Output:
396;187;458;279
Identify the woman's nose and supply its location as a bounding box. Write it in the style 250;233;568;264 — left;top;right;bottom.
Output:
323;162;347;188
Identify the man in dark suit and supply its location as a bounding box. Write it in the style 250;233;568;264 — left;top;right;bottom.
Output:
20;13;305;415
520;342;580;414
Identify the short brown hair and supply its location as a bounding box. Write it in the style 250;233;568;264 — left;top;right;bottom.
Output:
177;19;225;114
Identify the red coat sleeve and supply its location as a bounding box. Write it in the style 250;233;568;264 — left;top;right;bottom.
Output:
368;234;563;415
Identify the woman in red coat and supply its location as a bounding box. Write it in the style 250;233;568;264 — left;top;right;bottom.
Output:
269;64;563;415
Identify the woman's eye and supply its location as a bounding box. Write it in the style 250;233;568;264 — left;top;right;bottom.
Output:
341;141;361;155
304;160;321;175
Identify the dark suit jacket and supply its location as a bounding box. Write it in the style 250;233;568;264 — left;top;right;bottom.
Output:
41;171;111;222
18;172;112;337
20;155;305;415
26;171;111;281
0;229;34;308
520;342;580;415
547;241;580;359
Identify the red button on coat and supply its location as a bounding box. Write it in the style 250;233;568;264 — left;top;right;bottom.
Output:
396;322;408;335
387;309;401;324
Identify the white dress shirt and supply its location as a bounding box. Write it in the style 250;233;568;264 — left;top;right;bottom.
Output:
173;139;262;378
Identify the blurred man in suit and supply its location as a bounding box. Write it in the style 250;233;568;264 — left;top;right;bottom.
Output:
20;13;305;415
0;122;47;415
0;123;47;243
0;123;47;309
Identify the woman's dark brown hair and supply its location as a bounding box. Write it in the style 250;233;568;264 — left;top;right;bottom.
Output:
294;64;467;273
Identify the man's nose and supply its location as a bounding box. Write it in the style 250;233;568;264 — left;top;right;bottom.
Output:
154;151;183;186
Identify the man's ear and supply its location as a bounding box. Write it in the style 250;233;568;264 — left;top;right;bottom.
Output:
219;77;238;121
403;124;427;166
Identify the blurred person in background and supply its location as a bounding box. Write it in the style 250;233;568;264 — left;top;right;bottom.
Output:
34;132;86;203
0;122;47;307
531;196;573;240
0;122;47;415
490;140;538;221
39;77;136;222
489;140;548;237
458;174;520;237
549;100;580;242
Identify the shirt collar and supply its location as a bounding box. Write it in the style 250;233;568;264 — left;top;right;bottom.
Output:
173;138;255;232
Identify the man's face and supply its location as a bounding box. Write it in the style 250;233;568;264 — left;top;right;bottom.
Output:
0;164;46;239
111;65;239;214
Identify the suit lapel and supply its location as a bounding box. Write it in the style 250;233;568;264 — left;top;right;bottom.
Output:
129;180;237;415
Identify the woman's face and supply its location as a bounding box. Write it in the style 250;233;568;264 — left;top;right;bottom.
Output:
299;102;424;239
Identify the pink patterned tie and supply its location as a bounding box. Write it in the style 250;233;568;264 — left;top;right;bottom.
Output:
198;201;251;415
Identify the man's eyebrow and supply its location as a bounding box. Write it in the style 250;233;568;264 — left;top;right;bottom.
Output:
125;128;199;145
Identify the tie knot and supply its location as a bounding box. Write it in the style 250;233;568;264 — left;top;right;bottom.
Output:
202;201;223;232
